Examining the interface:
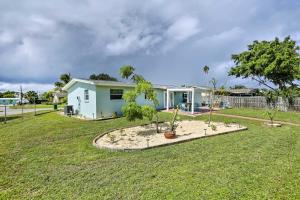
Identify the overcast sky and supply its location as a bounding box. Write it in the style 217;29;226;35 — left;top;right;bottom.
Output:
0;0;300;92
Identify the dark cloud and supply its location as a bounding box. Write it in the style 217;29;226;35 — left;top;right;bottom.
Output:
0;0;300;91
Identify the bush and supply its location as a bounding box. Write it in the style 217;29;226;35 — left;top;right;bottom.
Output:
121;102;143;121
211;124;217;131
112;112;118;118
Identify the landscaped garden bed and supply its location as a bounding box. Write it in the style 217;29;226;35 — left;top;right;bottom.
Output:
93;120;247;150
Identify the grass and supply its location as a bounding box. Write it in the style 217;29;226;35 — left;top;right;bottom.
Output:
0;111;300;199
219;107;300;124
9;104;65;109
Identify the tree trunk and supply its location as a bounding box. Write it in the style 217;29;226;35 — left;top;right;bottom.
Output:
155;114;159;133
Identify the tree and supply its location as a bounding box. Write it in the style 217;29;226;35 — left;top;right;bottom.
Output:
89;73;118;81
209;78;217;90
202;65;215;126
229;36;300;108
119;65;160;133
24;91;38;104
55;73;72;90
119;65;135;79
229;36;300;91
41;91;54;102
202;65;210;74
215;85;230;96
1;91;16;98
60;73;71;85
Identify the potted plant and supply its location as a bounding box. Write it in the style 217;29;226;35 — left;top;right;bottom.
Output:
164;106;179;139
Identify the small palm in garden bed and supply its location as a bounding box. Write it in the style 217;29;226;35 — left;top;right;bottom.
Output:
264;108;281;127
164;106;180;139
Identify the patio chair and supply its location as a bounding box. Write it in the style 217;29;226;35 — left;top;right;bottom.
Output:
180;103;189;111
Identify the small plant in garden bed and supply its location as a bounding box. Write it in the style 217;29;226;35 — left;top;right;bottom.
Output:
224;120;230;127
264;108;281;127
120;128;126;136
210;124;217;131
107;133;117;143
164;106;180;139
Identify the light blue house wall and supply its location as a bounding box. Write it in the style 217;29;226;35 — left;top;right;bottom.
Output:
64;79;210;119
66;81;166;119
0;98;20;105
67;82;97;119
95;86;165;118
174;92;182;107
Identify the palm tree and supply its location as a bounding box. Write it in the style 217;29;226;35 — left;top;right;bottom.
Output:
54;73;72;91
202;65;210;74
60;73;71;85
202;65;215;126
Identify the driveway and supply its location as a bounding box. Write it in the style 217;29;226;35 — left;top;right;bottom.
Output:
0;106;52;116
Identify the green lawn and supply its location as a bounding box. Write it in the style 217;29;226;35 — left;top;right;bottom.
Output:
9;104;65;109
0;111;300;199
219;107;300;124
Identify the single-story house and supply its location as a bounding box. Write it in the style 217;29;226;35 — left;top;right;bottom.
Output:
62;78;210;119
0;98;20;105
229;88;258;96
53;91;67;104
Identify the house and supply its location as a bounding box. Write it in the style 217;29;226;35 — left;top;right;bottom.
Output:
0;98;20;105
62;78;210;119
53;91;67;104
229;88;258;96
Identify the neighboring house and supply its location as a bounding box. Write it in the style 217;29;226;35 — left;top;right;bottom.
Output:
53;91;67;104
0;98;20;105
62;78;210;119
229;88;258;96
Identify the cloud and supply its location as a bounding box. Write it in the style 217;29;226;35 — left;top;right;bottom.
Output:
0;0;300;91
0;82;53;92
166;16;200;41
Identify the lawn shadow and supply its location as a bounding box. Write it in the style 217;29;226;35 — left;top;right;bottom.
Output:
0;115;22;123
35;110;54;116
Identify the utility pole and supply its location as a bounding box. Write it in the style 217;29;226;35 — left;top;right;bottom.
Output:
4;105;7;124
34;94;36;116
20;85;24;119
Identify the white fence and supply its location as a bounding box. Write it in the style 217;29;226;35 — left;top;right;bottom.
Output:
202;96;300;112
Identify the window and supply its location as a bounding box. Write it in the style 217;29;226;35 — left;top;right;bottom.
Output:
84;89;89;102
182;93;187;103
110;89;123;100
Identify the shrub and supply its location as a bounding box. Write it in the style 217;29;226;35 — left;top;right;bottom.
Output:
211;124;217;131
112;112;118;118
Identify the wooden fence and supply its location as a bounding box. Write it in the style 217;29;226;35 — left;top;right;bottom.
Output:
202;95;300;112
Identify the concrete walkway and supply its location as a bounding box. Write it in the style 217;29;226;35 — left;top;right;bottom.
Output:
211;112;300;127
0;106;52;116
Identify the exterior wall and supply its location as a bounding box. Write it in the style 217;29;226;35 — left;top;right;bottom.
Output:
174;92;183;106
96;86;165;118
194;91;202;106
0;98;20;105
67;82;97;119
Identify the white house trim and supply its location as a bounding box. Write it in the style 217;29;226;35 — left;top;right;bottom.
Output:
62;78;168;91
166;87;210;114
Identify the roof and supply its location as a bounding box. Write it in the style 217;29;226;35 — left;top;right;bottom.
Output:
229;88;256;94
62;78;169;91
167;86;210;92
62;78;211;91
53;91;67;98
